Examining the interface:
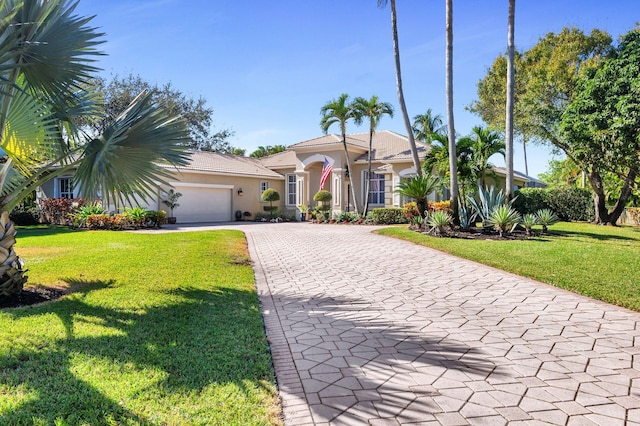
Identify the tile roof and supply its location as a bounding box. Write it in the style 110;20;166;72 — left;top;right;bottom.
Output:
169;150;284;179
351;130;429;162
259;150;297;169
492;166;532;182
288;133;369;150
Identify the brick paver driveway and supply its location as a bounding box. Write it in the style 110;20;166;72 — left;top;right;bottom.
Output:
241;223;640;425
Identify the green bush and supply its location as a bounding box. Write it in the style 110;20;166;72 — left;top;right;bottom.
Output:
10;207;40;225
513;187;593;222
513;188;550;215
370;208;407;225
546;187;594;222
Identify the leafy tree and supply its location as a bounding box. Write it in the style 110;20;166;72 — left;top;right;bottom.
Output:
539;158;583;188
377;0;422;175
412;109;446;143
78;74;239;153
0;0;190;296
352;95;394;216
249;145;286;158
320;93;362;214
470;28;611;177
561;28;640;224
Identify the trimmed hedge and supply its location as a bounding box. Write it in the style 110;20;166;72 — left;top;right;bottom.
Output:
513;187;594;222
370;208;407;225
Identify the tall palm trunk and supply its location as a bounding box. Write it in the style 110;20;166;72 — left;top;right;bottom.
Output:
505;0;516;198
364;127;373;216
389;0;422;175
445;0;459;222
522;136;528;176
341;130;359;215
0;212;27;296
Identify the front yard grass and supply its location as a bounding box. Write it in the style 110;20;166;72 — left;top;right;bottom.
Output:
378;222;640;311
0;228;281;425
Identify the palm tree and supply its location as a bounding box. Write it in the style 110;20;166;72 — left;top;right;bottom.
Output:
320;94;362;214
424;133;474;201
469;126;505;187
352;95;394;216
377;0;422;176
505;0;516;198
395;174;442;218
412;109;446;143
445;0;459;223
0;0;190;296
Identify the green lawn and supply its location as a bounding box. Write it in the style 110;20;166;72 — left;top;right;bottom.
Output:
378;222;640;311
0;227;281;425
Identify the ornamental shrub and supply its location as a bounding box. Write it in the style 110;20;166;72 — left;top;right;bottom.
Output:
513;188;549;215
40;197;86;225
546;187;594;222
370;208;407;224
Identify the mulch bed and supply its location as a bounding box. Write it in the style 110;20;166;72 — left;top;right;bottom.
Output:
414;226;539;241
0;287;65;309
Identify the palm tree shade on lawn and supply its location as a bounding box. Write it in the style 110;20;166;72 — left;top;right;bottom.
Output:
0;0;191;296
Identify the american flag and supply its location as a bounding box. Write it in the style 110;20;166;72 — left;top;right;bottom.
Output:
319;157;334;190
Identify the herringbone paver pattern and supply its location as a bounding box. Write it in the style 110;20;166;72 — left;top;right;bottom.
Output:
242;223;640;425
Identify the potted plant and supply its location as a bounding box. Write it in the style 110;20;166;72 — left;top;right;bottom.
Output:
162;189;182;224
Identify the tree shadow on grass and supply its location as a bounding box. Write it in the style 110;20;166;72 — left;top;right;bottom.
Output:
0;281;277;425
550;229;639;242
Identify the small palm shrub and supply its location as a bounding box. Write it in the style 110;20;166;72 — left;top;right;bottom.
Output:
521;213;538;237
536;208;560;233
427;210;452;236
486;205;521;237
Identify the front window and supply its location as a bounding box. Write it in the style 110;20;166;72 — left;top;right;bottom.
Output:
57;177;74;199
287;175;296;205
259;181;269;200
365;172;385;205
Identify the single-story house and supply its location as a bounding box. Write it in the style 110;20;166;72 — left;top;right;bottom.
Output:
38;130;537;223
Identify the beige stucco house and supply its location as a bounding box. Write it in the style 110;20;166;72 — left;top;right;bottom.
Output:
39;130;535;223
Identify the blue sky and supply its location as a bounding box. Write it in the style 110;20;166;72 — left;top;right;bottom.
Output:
75;0;639;178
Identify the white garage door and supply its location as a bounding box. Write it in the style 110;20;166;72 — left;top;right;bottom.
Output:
173;184;232;223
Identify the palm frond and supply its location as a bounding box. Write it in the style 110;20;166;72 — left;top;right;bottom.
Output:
74;91;191;207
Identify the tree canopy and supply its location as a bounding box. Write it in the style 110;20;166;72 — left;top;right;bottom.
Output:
77;74;243;154
561;28;640;223
250;145;287;158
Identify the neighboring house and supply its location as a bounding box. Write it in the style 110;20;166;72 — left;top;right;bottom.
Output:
38;130;540;223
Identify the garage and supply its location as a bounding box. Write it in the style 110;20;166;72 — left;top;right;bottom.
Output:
170;183;233;223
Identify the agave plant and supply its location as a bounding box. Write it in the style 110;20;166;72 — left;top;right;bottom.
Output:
411;214;423;230
466;186;513;222
521;213;538;237
427;210;452;236
457;196;477;231
486;205;521;237
0;0;191;297
536;208;559;233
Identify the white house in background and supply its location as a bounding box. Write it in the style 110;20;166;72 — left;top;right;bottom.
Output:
38;130;537;223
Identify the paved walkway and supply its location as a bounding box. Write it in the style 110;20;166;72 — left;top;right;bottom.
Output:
158;222;640;425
